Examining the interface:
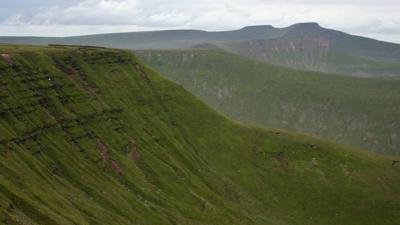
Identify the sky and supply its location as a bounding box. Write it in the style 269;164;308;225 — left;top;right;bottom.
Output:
0;0;399;43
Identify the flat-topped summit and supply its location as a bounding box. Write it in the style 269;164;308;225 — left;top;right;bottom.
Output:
290;22;321;28
239;25;275;31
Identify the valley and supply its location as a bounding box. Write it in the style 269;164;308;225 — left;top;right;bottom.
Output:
136;48;400;155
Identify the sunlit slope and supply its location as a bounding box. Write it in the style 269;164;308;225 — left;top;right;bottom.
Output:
0;45;399;225
136;49;400;155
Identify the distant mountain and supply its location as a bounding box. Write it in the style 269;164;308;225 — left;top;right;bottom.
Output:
0;25;285;49
2;45;400;225
136;48;400;155
222;23;400;79
2;23;400;78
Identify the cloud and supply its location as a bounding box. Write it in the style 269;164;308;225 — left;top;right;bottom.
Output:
5;0;193;27
0;0;399;43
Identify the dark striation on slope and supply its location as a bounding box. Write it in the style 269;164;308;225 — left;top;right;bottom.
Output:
0;45;399;225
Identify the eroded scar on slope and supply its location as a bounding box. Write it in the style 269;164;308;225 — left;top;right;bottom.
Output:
1;53;15;66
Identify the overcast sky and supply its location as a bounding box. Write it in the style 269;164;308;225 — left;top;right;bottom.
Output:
0;0;399;43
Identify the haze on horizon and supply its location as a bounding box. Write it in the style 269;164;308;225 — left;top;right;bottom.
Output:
0;0;399;43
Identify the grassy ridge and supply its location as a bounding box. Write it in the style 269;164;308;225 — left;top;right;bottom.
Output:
136;49;400;155
0;45;399;225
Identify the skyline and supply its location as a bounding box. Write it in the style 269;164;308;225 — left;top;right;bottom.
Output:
0;0;399;43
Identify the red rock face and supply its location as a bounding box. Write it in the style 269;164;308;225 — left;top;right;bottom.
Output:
263;35;331;53
110;160;123;175
97;141;123;175
1;54;15;66
134;63;149;81
234;34;333;72
130;142;141;162
98;141;110;163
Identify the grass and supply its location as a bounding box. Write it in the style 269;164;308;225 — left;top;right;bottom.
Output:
0;45;399;225
136;48;400;155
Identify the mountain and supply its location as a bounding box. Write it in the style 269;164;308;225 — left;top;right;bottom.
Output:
1;45;400;225
0;25;285;50
1;23;400;78
221;23;400;79
135;48;400;155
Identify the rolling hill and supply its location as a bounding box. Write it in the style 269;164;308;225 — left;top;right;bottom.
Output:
1;23;400;79
135;48;400;155
1;45;399;225
0;25;285;50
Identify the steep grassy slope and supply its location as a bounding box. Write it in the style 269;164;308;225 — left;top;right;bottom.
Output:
0;45;400;225
136;49;400;155
2;23;400;79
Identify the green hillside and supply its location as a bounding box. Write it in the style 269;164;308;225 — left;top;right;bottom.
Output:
136;48;400;155
1;45;399;225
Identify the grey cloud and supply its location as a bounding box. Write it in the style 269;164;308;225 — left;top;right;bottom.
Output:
0;0;399;43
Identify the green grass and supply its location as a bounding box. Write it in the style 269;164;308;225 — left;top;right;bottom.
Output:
136;48;400;155
0;45;400;225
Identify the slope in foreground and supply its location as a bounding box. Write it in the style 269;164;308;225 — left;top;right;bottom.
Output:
0;45;399;225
